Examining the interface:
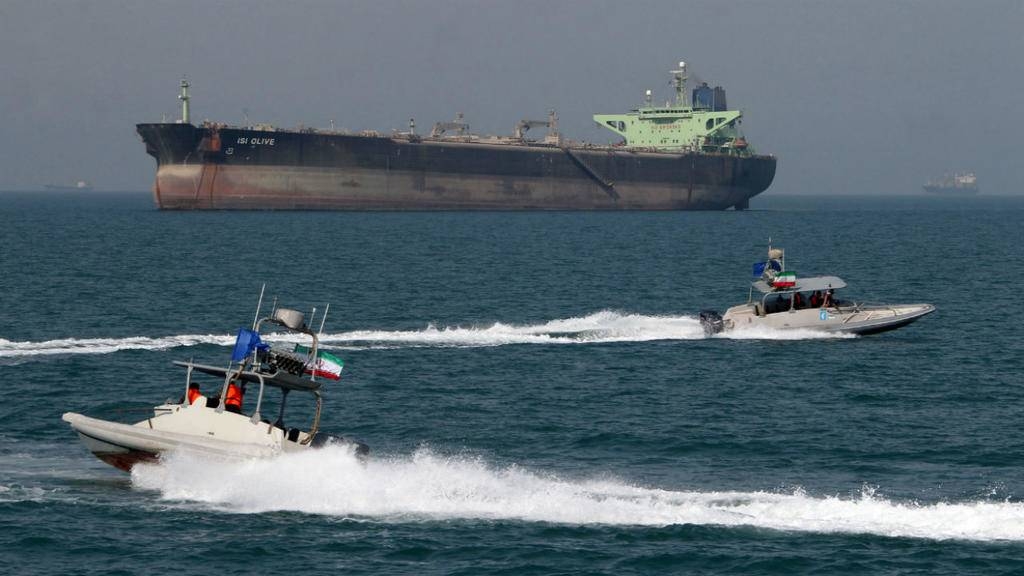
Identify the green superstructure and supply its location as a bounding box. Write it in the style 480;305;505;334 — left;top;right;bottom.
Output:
594;61;751;155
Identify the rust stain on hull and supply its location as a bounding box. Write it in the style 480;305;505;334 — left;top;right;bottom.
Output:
153;164;767;211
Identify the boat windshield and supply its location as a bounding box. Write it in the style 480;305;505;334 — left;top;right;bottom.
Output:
757;281;848;315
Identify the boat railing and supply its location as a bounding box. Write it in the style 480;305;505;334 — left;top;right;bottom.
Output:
236;371;267;425
178;357;323;442
212;365;267;423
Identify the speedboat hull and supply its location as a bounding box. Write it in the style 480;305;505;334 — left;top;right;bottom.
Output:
68;420;161;472
63;405;368;472
63;410;287;471
709;303;935;335
828;303;936;335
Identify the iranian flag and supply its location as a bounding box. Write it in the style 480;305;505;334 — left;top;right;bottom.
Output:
295;344;344;380
773;271;796;288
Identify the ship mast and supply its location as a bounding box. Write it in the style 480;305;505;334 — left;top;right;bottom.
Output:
670;61;688;107
178;78;190;124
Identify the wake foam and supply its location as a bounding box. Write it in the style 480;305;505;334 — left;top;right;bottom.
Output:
0;334;235;359
131;448;1024;542
319;310;706;348
0;311;852;360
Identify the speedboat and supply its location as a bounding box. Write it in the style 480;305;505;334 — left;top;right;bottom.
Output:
63;296;368;472
700;245;935;336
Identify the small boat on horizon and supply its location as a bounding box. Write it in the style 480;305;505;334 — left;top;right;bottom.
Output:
63;292;367;472
43;180;93;191
700;245;934;336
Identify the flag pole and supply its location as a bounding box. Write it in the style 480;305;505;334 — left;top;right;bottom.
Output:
318;303;330;335
252;283;266;330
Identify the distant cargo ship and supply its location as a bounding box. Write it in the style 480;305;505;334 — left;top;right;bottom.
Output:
923;172;978;195
44;181;93;191
137;61;776;211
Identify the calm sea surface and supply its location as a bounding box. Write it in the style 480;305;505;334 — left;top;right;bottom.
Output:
1;191;1022;575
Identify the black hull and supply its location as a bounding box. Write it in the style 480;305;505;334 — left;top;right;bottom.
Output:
923;186;979;196
137;123;776;211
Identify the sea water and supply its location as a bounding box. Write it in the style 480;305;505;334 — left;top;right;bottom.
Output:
1;191;1022;574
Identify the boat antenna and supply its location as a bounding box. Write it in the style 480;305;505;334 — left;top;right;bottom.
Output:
306;305;321;377
252;283;266;330
318;303;330;335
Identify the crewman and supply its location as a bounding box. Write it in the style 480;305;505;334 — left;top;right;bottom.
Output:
810;291;822;308
823;289;834;307
224;380;244;414
186;382;206;406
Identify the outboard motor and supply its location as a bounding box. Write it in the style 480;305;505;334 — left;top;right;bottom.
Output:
311;433;370;461
699;310;725;336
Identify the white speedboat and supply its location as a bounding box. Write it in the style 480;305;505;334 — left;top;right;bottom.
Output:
63;299;367;472
701;246;935;336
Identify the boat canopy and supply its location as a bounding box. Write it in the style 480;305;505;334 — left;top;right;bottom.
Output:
173;361;323;392
752;275;847;294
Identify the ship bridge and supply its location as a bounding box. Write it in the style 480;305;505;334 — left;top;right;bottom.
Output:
593;61;751;155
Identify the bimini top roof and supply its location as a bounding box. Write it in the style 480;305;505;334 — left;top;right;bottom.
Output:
753;275;847;294
174;361;322;392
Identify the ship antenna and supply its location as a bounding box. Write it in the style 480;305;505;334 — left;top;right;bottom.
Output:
670;61;688;107
178;77;190;124
318;303;330;335
252;283;266;330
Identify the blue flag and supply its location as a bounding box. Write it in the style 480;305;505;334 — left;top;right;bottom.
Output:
753;260;782;278
231;328;263;362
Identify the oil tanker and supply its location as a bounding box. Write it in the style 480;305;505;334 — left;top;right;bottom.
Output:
137;61;775;210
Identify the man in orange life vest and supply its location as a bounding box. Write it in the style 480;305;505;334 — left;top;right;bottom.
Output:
186;382;206;406
810;291;823;308
224;380;244;414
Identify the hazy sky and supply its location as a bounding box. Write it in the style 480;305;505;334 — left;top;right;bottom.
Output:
1;0;1021;194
